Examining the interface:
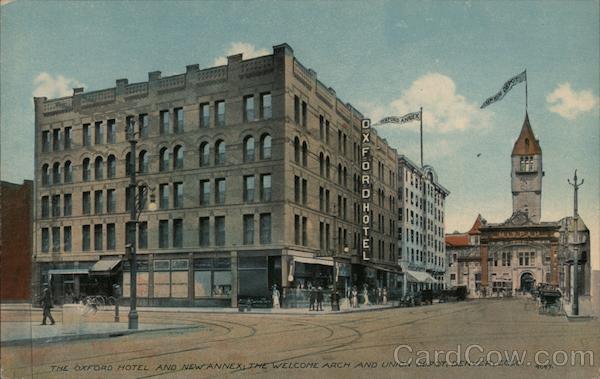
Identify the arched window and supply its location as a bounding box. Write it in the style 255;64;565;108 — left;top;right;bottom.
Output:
302;141;308;167
260;134;272;160
293;137;300;163
42;164;50;186
244;136;255;162
107;155;116;178
82;158;90;181
215;140;226;165
159;147;169;172
125;153;131;176
199;142;210;166
173;145;184;170
319;152;324;176
64;161;72;183
325;156;330;178
52;162;61;185
95;156;104;180
139;150;149;174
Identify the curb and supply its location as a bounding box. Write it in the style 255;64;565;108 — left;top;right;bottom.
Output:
1;324;199;347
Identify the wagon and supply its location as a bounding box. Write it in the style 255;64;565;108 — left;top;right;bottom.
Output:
538;289;562;315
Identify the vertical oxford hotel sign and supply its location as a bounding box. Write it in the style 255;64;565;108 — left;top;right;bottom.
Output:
361;119;372;260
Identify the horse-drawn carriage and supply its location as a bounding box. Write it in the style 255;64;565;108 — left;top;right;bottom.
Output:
537;285;562;315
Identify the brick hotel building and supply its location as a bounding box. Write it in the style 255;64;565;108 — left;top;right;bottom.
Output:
33;44;403;307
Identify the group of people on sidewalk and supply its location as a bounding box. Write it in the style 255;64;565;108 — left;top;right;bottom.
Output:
350;285;388;308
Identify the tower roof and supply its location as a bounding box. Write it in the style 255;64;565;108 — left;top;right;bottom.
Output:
468;214;483;235
512;112;542;156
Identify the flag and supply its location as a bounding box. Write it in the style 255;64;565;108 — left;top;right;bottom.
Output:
481;70;527;109
378;111;421;125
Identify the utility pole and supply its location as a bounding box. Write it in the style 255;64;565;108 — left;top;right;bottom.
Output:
567;169;584;316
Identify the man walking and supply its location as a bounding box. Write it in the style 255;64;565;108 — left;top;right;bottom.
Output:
40;284;55;325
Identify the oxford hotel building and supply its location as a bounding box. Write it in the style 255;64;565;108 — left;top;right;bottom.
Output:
33;44;400;307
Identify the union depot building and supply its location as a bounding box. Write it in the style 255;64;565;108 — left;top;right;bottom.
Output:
32;44;447;307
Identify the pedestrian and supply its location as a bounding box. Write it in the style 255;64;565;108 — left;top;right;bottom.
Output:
383;287;388;305
272;284;280;309
39;284;55;325
316;287;324;311
377;287;383;305
351;286;358;308
362;285;370;306
309;287;316;311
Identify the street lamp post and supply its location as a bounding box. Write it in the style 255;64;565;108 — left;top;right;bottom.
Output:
568;169;584;316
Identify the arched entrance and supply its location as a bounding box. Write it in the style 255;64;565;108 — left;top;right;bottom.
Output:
520;272;535;293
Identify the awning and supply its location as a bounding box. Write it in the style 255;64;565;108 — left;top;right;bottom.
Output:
367;263;402;275
90;258;122;274
406;270;437;284
48;268;89;276
293;256;334;267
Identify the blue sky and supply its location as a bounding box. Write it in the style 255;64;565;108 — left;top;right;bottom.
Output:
1;1;598;267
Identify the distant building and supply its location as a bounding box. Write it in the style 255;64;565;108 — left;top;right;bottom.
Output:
397;155;449;295
446;215;482;296
0;180;33;302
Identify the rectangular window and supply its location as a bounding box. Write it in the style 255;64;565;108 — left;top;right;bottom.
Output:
302;216;307;246
325;223;330;251
107;223;116;250
243;214;254;245
244;95;255;122
42;131;50;152
41;228;49;252
260;93;272;119
126;115;134;137
302;179;307;205
159;220;169;248
174;107;184;133
294;176;300;203
325;120;330;144
199;217;209;247
216;101;225;127
64;127;72;150
94;190;103;215
301;101;307;127
138;222;148;249
215;216;225;246
52;129;61;151
260;213;271;244
82;225;90;251
319;187;324;211
319;222;324;250
173;219;183;248
243;175;255;202
199;179;210;206
215;178;226;204
106;189;115;213
159;183;169;210
174;182;183;208
294;95;300;124
63;226;71;252
160;110;169;134
260;174;271;202
139;114;149;137
62;194;71;216
94;224;103;250
294;215;300;245
50;194;60;217
200;103;210;128
94;121;103;144
82;124;91;146
82;191;91;215
35;196;46;219
52;227;60;252
319;116;324;140
325;189;330;213
107;119;116;143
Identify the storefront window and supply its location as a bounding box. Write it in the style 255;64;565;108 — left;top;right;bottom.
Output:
193;257;231;298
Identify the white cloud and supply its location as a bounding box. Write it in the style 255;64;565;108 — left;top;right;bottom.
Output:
546;83;599;120
32;72;84;98
213;42;270;66
359;73;491;133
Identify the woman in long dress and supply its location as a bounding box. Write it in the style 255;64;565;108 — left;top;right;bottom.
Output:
351;286;358;308
362;285;370;306
272;285;280;309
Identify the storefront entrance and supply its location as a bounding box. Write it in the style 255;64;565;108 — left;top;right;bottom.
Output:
520;272;535;293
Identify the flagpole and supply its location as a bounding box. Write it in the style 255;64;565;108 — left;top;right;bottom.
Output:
420;107;423;168
525;69;528;113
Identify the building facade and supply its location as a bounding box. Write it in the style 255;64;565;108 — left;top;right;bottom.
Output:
446;215;483;296
397;156;449;295
0;180;33;302
32;43;400;307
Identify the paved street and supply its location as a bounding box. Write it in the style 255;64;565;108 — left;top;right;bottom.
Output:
1;298;599;379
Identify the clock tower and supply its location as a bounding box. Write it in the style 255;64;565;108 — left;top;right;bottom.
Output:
511;113;543;223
